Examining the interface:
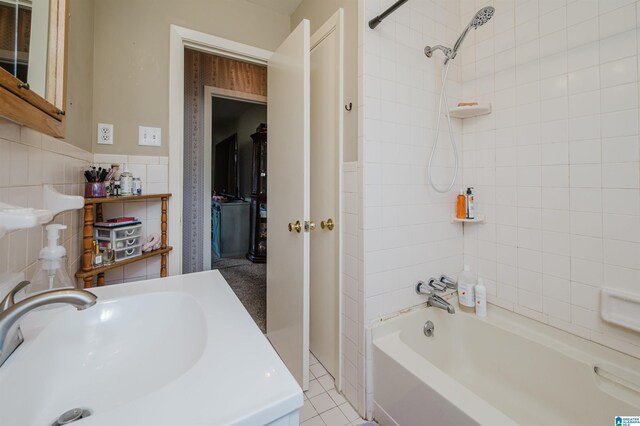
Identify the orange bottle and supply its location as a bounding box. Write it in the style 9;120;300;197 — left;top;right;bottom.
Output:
456;189;466;219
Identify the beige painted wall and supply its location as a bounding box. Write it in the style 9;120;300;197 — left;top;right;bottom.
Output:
64;0;95;152
92;0;291;156
291;0;358;161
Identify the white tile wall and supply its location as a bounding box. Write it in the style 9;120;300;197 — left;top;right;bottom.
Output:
359;0;464;418
357;0;640;418
0;118;92;282
341;161;365;417
362;0;463;323
93;154;169;285
460;0;640;358
0;119;169;287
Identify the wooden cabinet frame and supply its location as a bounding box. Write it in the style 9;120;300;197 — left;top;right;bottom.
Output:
0;0;68;138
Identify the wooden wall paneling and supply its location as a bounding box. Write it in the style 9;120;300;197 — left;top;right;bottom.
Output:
0;4;31;53
0;4;14;53
18;7;31;53
200;52;267;97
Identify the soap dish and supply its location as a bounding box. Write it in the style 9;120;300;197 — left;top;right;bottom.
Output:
601;288;640;333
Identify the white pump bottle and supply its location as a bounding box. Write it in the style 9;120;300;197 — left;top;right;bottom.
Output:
26;224;75;296
457;264;476;310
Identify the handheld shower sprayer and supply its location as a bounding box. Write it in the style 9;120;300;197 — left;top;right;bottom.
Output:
424;6;495;193
425;7;495;64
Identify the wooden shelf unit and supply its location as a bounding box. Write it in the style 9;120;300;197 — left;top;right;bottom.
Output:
76;193;172;288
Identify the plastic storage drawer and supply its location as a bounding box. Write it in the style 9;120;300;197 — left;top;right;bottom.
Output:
111;237;141;250
94;224;142;243
114;245;142;262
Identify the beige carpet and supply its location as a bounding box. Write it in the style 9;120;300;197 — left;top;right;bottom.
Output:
213;255;266;333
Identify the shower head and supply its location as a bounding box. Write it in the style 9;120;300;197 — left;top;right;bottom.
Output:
450;7;495;61
424;6;495;64
471;6;495;28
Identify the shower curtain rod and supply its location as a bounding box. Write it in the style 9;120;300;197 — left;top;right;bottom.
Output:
368;0;409;29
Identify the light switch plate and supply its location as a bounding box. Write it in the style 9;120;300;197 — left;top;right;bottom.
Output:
97;123;114;145
139;126;162;147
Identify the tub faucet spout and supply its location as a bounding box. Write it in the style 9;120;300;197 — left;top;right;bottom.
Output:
428;294;455;314
416;281;455;314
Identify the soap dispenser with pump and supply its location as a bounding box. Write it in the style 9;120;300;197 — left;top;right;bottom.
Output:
26;224;75;296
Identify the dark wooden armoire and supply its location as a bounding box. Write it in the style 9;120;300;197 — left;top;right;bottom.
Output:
246;123;267;263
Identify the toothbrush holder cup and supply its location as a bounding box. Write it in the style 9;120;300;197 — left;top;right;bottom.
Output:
84;182;107;198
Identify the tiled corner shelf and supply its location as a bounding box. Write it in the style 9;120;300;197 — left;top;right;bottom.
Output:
451;215;485;224
449;103;491;119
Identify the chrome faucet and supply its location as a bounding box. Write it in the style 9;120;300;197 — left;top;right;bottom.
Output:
416;279;455;314
0;281;97;367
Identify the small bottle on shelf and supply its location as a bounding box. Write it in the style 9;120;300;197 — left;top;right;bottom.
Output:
466;187;475;219
133;177;142;195
92;241;103;267
475;278;487;317
103;243;115;265
456;188;466;219
120;163;133;196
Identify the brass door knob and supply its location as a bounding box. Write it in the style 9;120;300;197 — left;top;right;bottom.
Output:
320;218;334;231
288;220;301;233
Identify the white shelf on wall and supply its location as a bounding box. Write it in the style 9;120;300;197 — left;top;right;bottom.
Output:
0;203;53;231
449;103;491;119
0;186;84;237
451;215;485;224
43;185;84;216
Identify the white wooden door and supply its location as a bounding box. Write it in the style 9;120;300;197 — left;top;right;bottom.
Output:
266;19;311;390
309;11;343;382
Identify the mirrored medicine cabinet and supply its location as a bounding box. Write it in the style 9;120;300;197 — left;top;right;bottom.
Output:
0;0;68;137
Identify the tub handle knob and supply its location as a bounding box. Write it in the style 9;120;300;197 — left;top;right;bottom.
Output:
439;274;458;289
416;281;434;296
428;278;447;292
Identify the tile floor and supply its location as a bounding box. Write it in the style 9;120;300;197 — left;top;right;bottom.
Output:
300;353;372;426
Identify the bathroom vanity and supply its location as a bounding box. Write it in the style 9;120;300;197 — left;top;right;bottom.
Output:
0;271;302;426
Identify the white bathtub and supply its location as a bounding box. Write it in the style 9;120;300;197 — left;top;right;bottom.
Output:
372;302;640;426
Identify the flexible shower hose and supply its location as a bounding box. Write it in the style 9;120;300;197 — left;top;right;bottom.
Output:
427;59;458;193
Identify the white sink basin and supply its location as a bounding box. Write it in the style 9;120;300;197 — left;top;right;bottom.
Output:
0;271;302;426
0;292;206;426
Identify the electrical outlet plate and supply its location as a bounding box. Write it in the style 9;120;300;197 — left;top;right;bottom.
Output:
139;126;162;147
97;123;114;145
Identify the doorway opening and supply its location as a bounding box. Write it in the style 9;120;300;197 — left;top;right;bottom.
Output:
182;47;270;331
209;96;268;333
